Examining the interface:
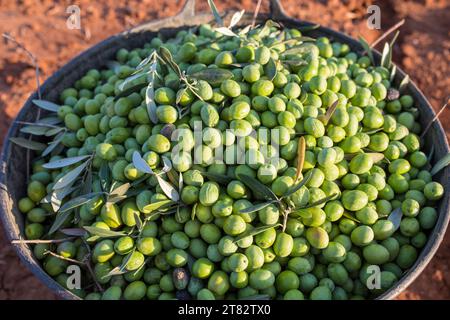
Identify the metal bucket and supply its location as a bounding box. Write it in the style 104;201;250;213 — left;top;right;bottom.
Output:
0;0;448;300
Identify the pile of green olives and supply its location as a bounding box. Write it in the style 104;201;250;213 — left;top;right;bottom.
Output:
18;22;445;300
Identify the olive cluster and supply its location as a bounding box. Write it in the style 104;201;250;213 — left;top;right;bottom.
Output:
18;22;444;300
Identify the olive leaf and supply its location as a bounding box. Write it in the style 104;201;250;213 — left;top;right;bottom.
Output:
156;175;180;202
381;31;399;70
58;192;104;213
283;43;315;56
367;153;385;163
381;42;391;69
161;124;176;140
83;226;126;238
239;201;276;214
20;125;50;136
45;127;65;136
104;249;136;277
229;62;250;68
109;183;131;198
317;99;339;125
274;36;316;47
48;210;73;235
59;228;87;237
235;173;278;201
389;64;397;82
134;52;155;71
342;212;361;223
153;156;179;201
145;206;177;221
233;224;282;243
427;144;435;163
299;193;338;209
99;162;111;192
239;25;252;36
186;83;205;101
49;186;78;212
130;175;149;188
53;160;90;190
178;170;184;192
201;172;233;185
215;27;239;37
343;152;361;160
132;151;154;174
114;83;147;101
274;30;285;42
363;128;384;135
9;137;46;151
81;167;93;196
281;59;308;67
430;152;450;176
294;136;306;182
118;71;147;92
146;56;159;124
189;69;233;86
259;20;280;38
124;186;147;199
43;155;91;169
344;152;384;163
42;131;64;157
50;141;65;157
388;207;403;231
229;10;245;29
176;86;188;105
142;199;174;214
264;58;277;81
36;116;62;126
131;257;149;277
297;24;320;32
358;36;375;66
134;212;143;231
399;75;410;93
291;208;312;219
159;47;182;78
390;31;400;52
32;99;60;112
107;183;131;204
161;156;173;173
106;60;122;74
191;203;198;220
166;169;180;189
283;170;312;199
175;205;184;224
207;0;224;27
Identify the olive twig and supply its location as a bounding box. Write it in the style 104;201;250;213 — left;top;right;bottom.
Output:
281;209;290;232
15;121;61;129
44;250;86;266
369;19;405;49
81;240;104;292
420;98;449;140
251;0;263;28
11;237;75;244
3;33;42;181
